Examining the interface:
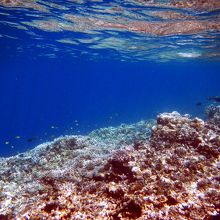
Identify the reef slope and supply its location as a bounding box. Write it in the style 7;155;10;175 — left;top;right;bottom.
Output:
0;111;219;219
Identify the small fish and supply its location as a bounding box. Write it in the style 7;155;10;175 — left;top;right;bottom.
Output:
196;102;202;106
207;96;220;103
26;137;36;142
15;136;21;139
51;126;55;129
5;141;10;145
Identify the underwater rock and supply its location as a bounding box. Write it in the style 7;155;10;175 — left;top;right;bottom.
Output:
0;111;219;219
206;105;220;127
207;96;220;103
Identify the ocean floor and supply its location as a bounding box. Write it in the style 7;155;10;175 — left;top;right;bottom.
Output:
0;106;219;219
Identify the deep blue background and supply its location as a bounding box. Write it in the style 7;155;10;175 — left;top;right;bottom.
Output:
1;54;220;157
0;4;220;157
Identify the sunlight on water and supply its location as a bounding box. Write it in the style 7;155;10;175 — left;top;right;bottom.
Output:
0;0;220;61
177;52;201;58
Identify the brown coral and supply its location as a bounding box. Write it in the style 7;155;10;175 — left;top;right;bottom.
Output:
0;111;219;219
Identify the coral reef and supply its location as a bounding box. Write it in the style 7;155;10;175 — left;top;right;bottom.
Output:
206;105;220;127
0;111;219;219
89;120;154;145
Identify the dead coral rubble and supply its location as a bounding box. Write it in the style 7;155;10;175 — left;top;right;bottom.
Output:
0;112;219;219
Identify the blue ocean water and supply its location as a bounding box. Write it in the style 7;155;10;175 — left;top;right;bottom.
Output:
0;0;220;157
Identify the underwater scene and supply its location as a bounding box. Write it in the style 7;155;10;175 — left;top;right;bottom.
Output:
0;0;220;219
